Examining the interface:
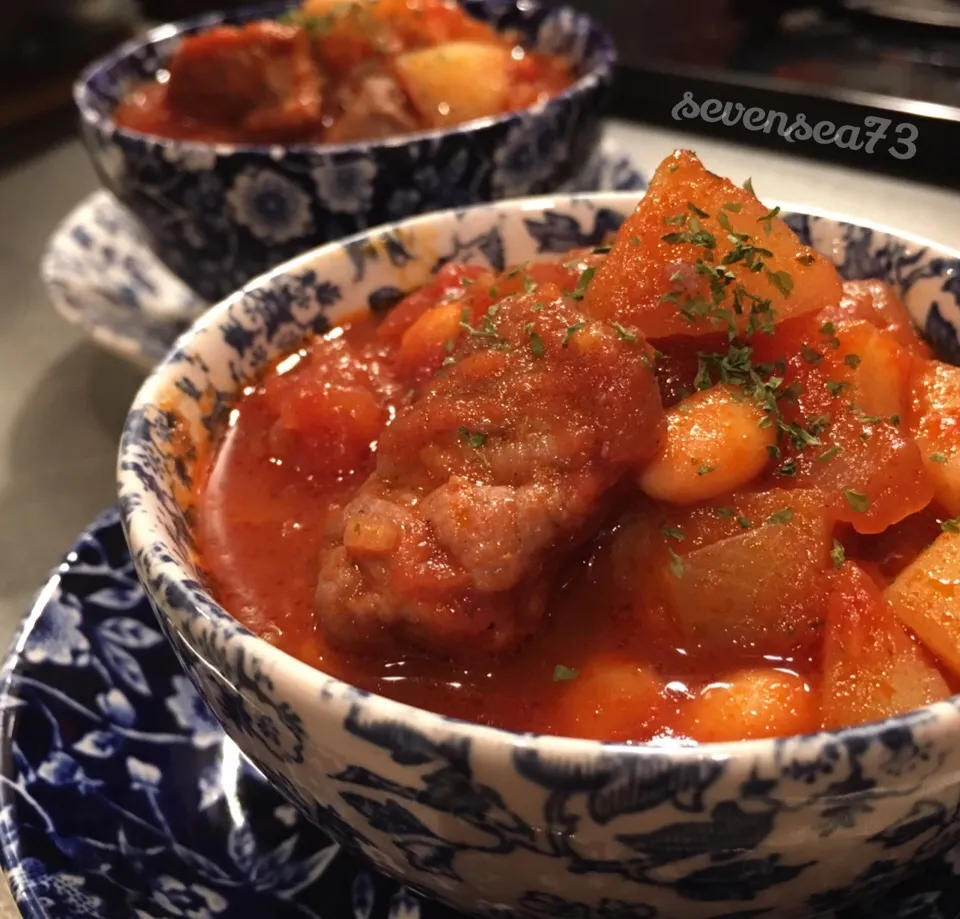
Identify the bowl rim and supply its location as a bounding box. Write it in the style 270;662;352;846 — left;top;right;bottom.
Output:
118;189;960;764
74;0;616;158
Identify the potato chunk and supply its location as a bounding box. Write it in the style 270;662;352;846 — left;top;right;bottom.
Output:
909;360;960;515
885;531;960;677
551;659;663;742
822;564;949;730
585;150;843;339
395;42;509;128
681;669;817;742
662;491;833;655
638;384;775;505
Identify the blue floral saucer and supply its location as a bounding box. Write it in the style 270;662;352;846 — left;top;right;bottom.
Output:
3;510;960;919
42;137;644;371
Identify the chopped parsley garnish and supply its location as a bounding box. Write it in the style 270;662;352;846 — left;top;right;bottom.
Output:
796;251;816;266
818;445;842;463
571;266;596;300
460;307;499;340
843;489;870;513
668;548;685;578
631;235;640;247
766;269;793;296
460;276;474;287
766;444;781;460
523;275;537;294
844;353;862;369
831;539;846;568
722;202;742;213
488;286;499;299
931;452;948;464
662;526;685;541
942;518;960;534
737;515;753;529
801;345;822;365
714;506;734;518
743;177;757;196
698;464;716;476
777;459;798;477
524;323;545;358
458;428;488;449
592;244;612;255
611;322;638;343
562;322;586;348
767;507;793;525
531;302;544;312
757;206;781;236
689;202;710;219
553;664;579;682
826;380;851;396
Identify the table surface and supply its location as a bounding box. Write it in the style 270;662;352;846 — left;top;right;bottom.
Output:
1;115;959;916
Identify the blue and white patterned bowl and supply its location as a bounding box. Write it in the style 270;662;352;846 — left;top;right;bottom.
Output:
75;0;615;304
118;192;960;919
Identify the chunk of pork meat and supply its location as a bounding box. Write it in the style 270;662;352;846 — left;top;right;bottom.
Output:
167;22;324;142
315;288;665;656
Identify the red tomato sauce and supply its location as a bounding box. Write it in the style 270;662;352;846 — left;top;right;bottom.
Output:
193;152;960;744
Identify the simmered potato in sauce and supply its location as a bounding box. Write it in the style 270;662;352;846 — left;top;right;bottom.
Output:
195;151;959;744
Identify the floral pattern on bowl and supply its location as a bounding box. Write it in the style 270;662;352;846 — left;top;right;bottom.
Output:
6;508;960;919
75;0;616;302
43;137;643;369
117;192;960;918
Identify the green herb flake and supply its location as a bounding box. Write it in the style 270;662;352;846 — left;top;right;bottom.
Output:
767;507;794;525
688;203;710;218
757;206;781;235
698;464;717;476
844;353;862;369
843;489;870;513
831;539;846;569
826;380;851;396
736;515;753;529
818;445;842;463
767;269;793;296
931;452;949;464
662;526;685;541
942;517;960;534
553;664;579;682
668;547;685;578
714;506;734;518
766;444;781;460
777;459;798;478
562;322;586;348
632;235;640;247
611;321;638;343
592;244;613;255
458;427;488;449
722;202;743;213
743;177;757;196
523;275;537;294
796;251;816;266
571;266;597;301
524;323;546;359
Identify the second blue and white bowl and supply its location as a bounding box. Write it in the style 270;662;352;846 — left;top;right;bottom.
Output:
76;0;615;303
